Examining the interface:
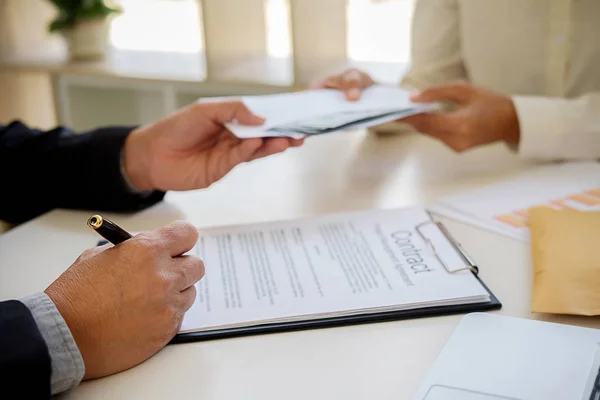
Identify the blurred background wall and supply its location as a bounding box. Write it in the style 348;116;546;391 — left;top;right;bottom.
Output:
0;0;414;132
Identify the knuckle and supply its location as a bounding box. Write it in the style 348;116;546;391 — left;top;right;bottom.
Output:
180;221;199;242
171;321;182;337
238;102;251;112
159;224;179;242
168;220;187;232
228;100;244;107
167;303;184;325
132;231;155;244
217;100;244;112
166;220;197;239
163;304;178;320
183;287;197;312
187;256;206;283
189;253;205;267
196;258;206;280
132;235;164;258
174;256;205;286
188;285;198;300
179;219;198;234
191;102;213;116
175;265;190;285
157;271;175;294
343;68;361;81
158;307;181;339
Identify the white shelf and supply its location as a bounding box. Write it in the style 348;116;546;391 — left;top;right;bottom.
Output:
1;47;408;131
0;47;206;84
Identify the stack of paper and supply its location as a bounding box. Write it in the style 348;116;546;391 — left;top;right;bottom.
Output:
429;162;600;242
200;85;439;139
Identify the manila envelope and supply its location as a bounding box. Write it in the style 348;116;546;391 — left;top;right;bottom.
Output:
529;207;600;315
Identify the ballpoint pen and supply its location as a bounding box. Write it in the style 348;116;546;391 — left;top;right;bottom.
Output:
87;214;132;245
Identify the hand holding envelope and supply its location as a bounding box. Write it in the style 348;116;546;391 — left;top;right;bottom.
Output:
199;85;440;139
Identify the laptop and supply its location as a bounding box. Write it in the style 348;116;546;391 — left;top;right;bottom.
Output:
413;313;600;400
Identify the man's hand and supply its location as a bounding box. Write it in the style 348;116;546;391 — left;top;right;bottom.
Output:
401;81;521;152
45;221;203;380
123;101;304;191
312;69;375;101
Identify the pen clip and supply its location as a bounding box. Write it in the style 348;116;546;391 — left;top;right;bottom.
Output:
415;217;479;275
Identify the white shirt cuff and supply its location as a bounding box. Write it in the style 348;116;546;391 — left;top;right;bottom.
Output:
119;148;153;196
20;292;85;395
512;95;566;160
512;95;600;161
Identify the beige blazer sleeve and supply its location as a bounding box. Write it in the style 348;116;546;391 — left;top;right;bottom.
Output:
400;0;467;90
513;94;600;161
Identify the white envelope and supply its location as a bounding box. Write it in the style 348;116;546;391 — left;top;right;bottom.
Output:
198;85;440;139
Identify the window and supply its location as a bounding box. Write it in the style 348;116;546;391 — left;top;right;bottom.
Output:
264;0;414;62
265;0;292;58
106;0;413;83
347;0;414;63
110;0;412;60
109;0;203;53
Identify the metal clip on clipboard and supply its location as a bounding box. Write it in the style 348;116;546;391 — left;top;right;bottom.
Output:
415;218;479;275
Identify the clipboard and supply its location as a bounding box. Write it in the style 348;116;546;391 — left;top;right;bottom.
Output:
95;212;501;344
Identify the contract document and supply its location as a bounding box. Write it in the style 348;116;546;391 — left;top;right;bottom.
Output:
175;207;500;342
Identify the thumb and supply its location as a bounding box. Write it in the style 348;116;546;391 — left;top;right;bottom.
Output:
202;101;266;126
410;81;473;105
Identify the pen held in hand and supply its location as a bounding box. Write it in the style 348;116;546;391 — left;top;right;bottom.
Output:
87;214;132;245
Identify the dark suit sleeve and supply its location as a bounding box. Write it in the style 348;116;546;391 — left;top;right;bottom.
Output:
0;121;165;224
0;300;52;398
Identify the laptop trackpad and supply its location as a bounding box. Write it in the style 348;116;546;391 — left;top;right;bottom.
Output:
424;385;520;400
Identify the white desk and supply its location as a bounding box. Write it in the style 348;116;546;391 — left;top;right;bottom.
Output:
2;130;599;399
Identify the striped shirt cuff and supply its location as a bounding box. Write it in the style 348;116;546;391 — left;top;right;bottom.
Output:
20;292;85;395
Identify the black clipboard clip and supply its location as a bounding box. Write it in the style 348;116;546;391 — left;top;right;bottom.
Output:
415;217;479;275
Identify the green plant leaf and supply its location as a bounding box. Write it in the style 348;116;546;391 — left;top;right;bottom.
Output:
47;0;83;13
46;0;121;32
78;2;121;20
48;8;77;32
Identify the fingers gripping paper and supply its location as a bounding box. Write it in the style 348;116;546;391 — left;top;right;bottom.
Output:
199;85;439;139
529;208;600;315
